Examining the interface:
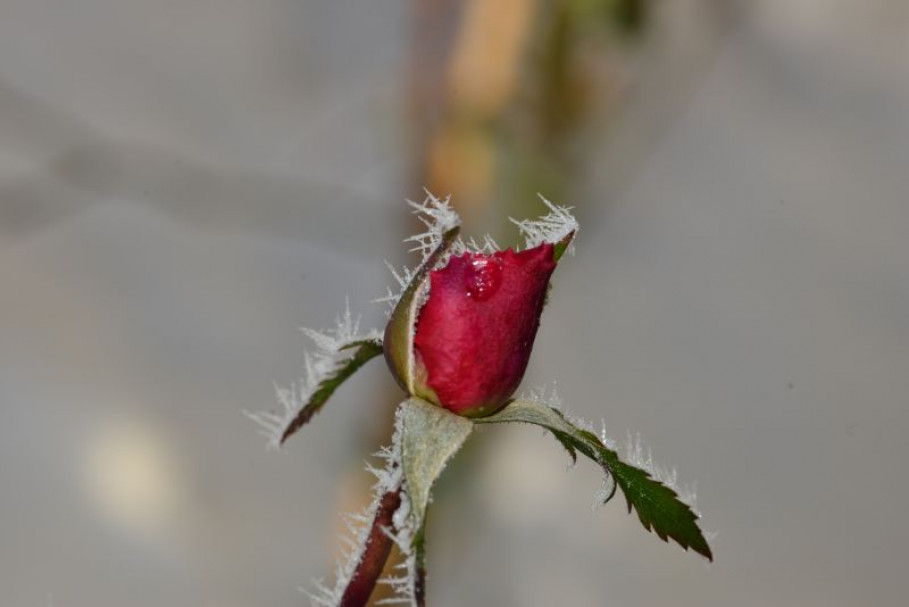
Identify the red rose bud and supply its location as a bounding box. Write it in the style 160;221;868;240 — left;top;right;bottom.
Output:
410;244;558;416
384;197;576;417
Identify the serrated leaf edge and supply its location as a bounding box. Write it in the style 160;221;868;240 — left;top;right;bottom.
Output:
476;398;713;561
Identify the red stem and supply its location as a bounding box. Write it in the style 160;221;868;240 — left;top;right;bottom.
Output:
415;562;426;607
339;489;403;607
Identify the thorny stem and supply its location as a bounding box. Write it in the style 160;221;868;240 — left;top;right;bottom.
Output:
339;488;402;607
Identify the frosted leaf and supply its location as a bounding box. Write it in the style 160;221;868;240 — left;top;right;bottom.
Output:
399;397;474;527
304;400;468;607
245;300;382;449
476;396;712;560
374;398;472;605
521;384;564;412
624;431;700;516
592;476;618;511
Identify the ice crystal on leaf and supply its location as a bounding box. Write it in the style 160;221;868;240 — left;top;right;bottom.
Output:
245;301;382;449
477;392;712;560
251;193;711;607
624;431;700;516
518;387;701;517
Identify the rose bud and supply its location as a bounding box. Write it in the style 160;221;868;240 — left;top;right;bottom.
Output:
384;200;576;417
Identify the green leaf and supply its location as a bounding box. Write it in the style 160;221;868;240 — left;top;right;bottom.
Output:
476;399;713;560
279;338;384;444
400;397;474;527
552;432;579;465
399;398;473;605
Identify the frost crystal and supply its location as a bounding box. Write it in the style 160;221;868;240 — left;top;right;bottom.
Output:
624;431;699;515
522;384;564;412
379;191;577;313
403;191;461;258
245;301;381;450
251;193;584;603
306;406;420;607
377;191;462;313
510;195;579;254
523;385;699;515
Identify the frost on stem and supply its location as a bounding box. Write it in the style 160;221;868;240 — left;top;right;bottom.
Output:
245;301;382;449
306;398;473;607
306;407;421;607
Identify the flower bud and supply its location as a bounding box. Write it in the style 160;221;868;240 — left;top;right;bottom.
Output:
384;240;563;417
383;197;576;417
411;244;557;416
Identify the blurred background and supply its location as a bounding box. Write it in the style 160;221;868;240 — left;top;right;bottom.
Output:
2;1;908;605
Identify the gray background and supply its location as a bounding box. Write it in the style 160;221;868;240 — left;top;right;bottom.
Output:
2;1;907;606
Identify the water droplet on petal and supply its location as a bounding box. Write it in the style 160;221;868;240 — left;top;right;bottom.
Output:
465;257;501;301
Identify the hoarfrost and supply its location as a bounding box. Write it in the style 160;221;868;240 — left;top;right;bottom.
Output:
625;431;700;515
306;406;420;607
522;386;699;515
510;195;579;254
377;191;463;314
380;191;577;313
245;301;381;450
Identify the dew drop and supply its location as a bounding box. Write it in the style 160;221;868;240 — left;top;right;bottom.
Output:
465;257;502;301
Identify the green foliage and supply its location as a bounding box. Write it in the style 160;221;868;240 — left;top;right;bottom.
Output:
400;398;474;528
279;339;383;444
477;398;713;560
399;398;474;605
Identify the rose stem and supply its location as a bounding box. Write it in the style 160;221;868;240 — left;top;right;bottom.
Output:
339;488;403;607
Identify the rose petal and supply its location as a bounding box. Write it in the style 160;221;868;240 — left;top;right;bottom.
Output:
413;243;556;416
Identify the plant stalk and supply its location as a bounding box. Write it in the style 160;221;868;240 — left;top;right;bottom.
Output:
339;488;402;607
